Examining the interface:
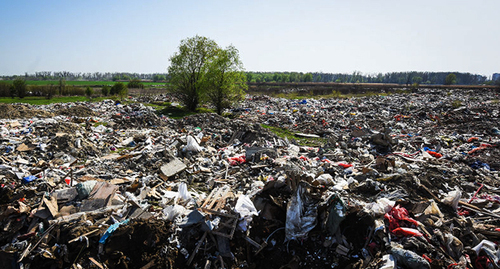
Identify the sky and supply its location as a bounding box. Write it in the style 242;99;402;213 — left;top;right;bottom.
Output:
1;0;499;77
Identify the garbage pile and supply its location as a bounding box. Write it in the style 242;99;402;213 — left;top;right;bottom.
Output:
0;89;499;269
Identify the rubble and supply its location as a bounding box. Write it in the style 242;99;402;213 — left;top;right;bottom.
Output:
0;89;500;268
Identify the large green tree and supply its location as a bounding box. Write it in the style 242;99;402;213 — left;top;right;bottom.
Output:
204;45;247;115
444;73;457;85
168;35;218;111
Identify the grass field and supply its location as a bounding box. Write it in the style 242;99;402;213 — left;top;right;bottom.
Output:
0;96;109;105
2;80;167;87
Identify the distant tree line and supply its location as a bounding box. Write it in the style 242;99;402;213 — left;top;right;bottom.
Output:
0;71;492;86
245;71;488;85
0;72;168;82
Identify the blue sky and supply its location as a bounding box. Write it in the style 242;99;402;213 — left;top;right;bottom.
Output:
1;0;499;77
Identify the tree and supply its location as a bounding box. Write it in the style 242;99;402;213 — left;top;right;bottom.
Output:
153;74;166;82
101;85;110;96
303;73;313;82
85;86;94;99
118;87;128;100
59;78;66;95
110;82;127;96
128;78;144;89
13;78;27;98
412;76;423;84
204;45;247;115
168;35;218;111
445;73;457;85
246;73;253;83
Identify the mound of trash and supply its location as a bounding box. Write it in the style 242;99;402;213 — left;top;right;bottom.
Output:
0;89;500;268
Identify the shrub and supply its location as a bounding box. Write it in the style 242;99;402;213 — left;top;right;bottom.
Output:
0;81;11;97
101;85;110;96
128;79;144;89
85;86;94;98
110;82;127;96
13;79;27;98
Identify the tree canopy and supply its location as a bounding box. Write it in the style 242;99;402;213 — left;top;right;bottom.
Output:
168;36;245;113
204;45;247;115
445;73;457;85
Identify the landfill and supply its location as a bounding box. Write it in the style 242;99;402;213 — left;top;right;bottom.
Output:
0;88;499;269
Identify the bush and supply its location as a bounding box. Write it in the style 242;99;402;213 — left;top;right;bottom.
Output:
0;81;11;97
85;86;94;98
13;79;27;98
110;82;127;96
101;85;110;96
128;79;144;89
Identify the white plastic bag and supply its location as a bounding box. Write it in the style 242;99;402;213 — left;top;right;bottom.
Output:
184;136;202;152
177;182;192;201
315;174;333;185
163;205;189;222
234;195;259;231
286;183;318;241
442;189;461;210
367;198;395;216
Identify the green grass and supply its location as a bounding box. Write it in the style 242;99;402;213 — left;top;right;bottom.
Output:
0;96;109;105
154;104;215;119
261;124;326;147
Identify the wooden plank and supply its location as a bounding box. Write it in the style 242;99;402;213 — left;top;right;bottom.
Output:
43;196;59;217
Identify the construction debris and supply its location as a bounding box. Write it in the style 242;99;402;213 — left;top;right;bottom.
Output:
0;89;500;268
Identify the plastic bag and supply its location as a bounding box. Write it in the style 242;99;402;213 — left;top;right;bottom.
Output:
285;183;318;241
228;155;246;166
380;254;396;269
184;136;202;152
234;195;259;231
367;198;395;216
472;240;500;265
163;205;189;222
338;163;353;169
99;219;130;244
442;189;461;210
177;182;192;201
22;175;36;184
392;227;423;237
423;199;443;217
390;246;430;269
314;173;333;186
326;194;346;235
75;180;98;200
384;205;418;232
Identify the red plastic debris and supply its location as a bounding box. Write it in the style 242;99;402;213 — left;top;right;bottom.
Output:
338;163;353;169
228;155;246;166
426;151;443;158
384;205;419;232
468;137;479;143
469;146;488;155
422;254;432;263
392;227;423;237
